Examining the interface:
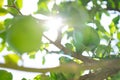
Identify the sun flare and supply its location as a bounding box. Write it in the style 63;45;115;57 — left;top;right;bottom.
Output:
43;16;64;42
45;16;63;30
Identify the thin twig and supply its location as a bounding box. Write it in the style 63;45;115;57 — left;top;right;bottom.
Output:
4;3;23;15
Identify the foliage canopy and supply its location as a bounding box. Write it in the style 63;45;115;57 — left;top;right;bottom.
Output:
0;0;120;80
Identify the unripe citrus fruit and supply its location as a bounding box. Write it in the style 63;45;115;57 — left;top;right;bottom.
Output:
73;26;100;53
6;15;43;54
82;26;100;50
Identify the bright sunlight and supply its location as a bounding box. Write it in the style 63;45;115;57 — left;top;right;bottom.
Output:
45;16;63;30
1;0;119;80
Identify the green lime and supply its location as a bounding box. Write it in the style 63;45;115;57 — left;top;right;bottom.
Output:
6;15;43;54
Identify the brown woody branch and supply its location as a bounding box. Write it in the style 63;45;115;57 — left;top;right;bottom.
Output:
79;59;120;80
0;62;80;73
43;34;96;63
79;68;120;80
0;59;120;80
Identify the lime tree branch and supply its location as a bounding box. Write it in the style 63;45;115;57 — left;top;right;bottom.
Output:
0;62;81;73
78;59;120;80
78;69;120;80
43;34;96;63
79;68;120;80
1;59;120;80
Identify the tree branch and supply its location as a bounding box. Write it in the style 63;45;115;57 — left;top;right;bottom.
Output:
43;34;96;63
79;59;120;80
1;58;119;73
0;62;81;73
79;68;120;80
1;59;120;80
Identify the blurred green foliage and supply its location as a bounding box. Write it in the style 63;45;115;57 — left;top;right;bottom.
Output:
0;0;120;80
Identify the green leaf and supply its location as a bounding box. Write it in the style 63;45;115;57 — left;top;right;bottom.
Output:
34;74;50;80
117;42;120;48
0;0;4;8
73;30;84;53
36;0;50;14
0;21;5;33
7;7;19;16
45;43;49;48
15;0;23;9
0;31;6;51
0;70;13;80
106;0;120;12
117;32;120;40
4;53;20;65
7;0;14;5
50;72;67;80
96;45;107;57
50;72;57;80
0;8;8;16
112;15;120;25
65;43;73;51
39;43;49;51
79;0;90;6
73;30;83;45
99;31;110;41
42;56;46;65
28;52;36;59
102;10;110;16
7;0;20;15
109;21;116;35
4;18;13;30
111;71;120;80
107;0;115;9
66;27;74;39
7;0;23;9
34;74;41;80
0;31;6;40
95;20;106;32
0;42;5;52
63;73;75;80
59;56;73;64
95;12;102;21
22;78;27;80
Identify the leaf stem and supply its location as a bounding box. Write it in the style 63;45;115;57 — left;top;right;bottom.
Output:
4;3;23;15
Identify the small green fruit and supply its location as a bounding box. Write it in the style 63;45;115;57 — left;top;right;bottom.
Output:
73;26;100;53
6;15;43;54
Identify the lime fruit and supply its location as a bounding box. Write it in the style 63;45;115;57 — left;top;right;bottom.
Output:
73;26;100;53
6;15;43;54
